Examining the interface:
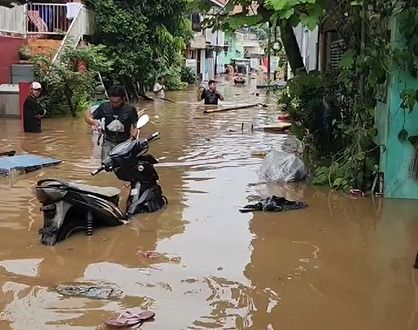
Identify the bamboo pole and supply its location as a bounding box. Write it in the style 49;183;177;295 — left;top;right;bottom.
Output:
203;103;267;113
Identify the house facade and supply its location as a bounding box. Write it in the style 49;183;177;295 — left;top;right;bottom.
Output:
0;0;93;117
0;1;93;85
186;0;227;81
224;30;264;74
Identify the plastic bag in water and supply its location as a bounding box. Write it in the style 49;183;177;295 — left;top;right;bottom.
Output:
258;151;307;183
107;116;125;133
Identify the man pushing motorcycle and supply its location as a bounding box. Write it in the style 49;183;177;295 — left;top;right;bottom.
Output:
85;85;139;160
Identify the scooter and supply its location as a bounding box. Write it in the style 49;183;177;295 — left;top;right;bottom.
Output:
36;115;167;246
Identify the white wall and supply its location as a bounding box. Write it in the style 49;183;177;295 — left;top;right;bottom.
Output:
205;28;225;46
0;5;25;34
200;50;207;81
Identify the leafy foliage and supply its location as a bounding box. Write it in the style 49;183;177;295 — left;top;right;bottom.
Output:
160;66;187;90
86;0;192;98
190;0;326;30
280;0;418;192
180;66;197;85
31;45;112;117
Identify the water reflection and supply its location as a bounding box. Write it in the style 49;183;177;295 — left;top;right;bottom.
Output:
0;82;417;329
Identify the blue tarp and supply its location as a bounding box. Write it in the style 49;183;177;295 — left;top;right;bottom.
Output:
0;154;61;176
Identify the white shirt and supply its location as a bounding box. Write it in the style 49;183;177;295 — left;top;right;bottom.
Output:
66;3;82;19
153;82;165;98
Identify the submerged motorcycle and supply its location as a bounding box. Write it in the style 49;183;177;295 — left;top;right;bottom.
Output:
36;115;167;246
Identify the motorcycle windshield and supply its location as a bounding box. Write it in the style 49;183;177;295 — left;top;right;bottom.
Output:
109;140;135;157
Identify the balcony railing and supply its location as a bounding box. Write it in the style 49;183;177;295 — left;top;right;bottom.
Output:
0;3;93;37
53;6;94;62
27;3;70;35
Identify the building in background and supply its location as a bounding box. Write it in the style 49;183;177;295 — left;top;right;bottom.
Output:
0;1;93;117
186;0;227;82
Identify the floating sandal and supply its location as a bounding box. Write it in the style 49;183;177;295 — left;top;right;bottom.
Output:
105;310;155;328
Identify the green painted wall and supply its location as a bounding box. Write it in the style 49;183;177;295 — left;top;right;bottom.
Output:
224;33;244;65
377;16;418;199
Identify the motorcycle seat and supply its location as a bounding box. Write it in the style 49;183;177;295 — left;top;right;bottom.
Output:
70;183;120;198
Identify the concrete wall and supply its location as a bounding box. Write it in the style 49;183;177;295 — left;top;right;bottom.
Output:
377;16;418;199
0;36;26;84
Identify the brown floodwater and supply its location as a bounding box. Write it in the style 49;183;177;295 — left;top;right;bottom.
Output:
0;81;418;330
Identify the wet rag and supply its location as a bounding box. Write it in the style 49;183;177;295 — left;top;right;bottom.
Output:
239;195;308;213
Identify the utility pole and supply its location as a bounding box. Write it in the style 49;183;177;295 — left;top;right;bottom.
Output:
267;22;271;92
214;30;219;77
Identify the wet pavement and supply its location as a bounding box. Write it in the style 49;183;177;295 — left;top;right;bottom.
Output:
0;81;418;330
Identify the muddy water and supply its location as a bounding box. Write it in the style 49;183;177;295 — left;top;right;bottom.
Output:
0;81;417;330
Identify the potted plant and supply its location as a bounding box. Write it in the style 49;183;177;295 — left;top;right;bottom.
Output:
18;45;31;61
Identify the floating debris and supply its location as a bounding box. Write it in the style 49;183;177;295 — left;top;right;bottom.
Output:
55;282;123;300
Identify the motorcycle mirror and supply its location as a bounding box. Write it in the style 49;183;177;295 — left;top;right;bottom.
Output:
136;114;150;129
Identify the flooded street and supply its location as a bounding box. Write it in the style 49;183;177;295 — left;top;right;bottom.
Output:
1;82;418;330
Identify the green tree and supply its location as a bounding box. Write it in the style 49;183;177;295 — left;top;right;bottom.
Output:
32;44;112;117
85;0;192;99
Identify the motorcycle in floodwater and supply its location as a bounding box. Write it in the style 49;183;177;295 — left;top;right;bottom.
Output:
36;115;167;246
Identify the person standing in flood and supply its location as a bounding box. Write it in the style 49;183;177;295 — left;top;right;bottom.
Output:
84;85;139;160
198;80;224;105
23;82;46;133
153;77;167;99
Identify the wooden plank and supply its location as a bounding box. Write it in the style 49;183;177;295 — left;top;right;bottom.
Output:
262;122;292;132
203;103;265;113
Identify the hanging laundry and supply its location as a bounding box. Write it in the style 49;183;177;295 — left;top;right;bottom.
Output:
66;2;82;20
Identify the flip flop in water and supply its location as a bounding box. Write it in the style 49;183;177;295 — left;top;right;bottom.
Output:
105;310;155;328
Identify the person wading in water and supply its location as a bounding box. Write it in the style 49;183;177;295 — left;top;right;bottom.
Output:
84;85;138;160
198;80;224;105
23;82;46;133
153;77;167;99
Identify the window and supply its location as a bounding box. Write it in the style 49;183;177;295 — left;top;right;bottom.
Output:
191;12;201;32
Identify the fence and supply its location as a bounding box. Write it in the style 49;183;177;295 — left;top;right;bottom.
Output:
0;3;92;37
53;7;94;62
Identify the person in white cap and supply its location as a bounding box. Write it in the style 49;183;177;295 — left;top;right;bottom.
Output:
23;81;46;133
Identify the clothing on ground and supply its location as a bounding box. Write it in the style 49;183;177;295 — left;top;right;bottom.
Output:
239;195;308;213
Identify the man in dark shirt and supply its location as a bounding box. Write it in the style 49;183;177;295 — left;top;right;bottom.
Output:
198;80;224;105
23;82;46;133
85;85;139;160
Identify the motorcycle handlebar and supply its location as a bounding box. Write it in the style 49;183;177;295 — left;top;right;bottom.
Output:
147;132;160;142
91;166;105;176
91;134;159;176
